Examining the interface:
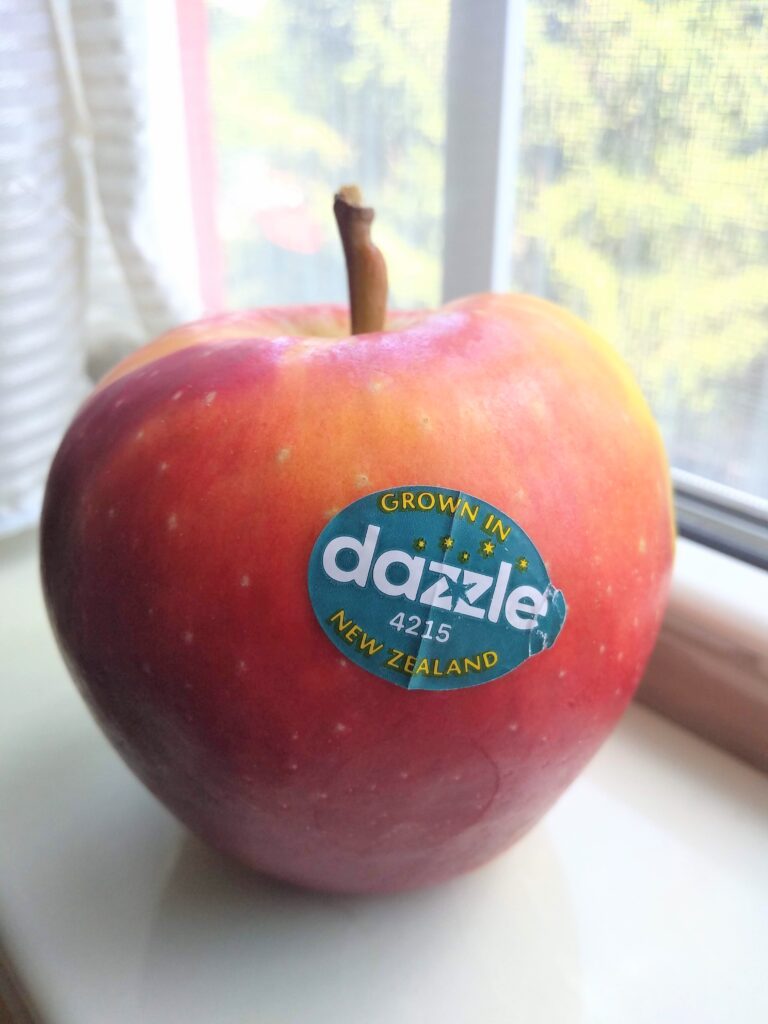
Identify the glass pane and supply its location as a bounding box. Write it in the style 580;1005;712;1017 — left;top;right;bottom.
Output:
512;0;768;499
207;0;450;311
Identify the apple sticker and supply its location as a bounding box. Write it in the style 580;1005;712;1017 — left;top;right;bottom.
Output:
309;486;567;690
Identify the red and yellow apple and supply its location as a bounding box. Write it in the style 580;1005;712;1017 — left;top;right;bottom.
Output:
40;192;673;893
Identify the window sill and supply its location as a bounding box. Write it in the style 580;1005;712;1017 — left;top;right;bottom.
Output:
638;537;768;772
1;529;767;1021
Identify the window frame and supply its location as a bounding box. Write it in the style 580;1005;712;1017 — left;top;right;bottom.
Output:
673;468;768;571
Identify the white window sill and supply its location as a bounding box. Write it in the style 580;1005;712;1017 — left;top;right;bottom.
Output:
1;530;767;1023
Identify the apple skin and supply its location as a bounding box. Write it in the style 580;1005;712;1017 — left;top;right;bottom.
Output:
41;294;674;893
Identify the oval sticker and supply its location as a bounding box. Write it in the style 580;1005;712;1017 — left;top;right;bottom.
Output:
307;486;567;691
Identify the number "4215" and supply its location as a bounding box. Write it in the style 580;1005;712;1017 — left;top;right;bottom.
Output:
389;613;452;642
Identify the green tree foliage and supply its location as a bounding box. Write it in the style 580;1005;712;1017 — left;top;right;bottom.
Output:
515;0;768;410
209;0;448;308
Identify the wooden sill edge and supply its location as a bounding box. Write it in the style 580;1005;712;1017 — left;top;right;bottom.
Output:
637;537;768;773
0;942;39;1024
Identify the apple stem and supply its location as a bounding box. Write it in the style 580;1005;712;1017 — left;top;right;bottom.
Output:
334;185;388;335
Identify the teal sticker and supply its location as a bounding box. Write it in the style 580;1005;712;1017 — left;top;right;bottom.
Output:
307;486;567;691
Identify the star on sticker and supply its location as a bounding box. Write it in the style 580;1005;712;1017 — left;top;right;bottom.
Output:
515;556;529;572
439;535;455;551
458;550;470;563
480;540;496;558
413;537;427;552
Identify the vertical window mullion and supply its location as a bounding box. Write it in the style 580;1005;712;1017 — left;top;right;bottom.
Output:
441;0;527;301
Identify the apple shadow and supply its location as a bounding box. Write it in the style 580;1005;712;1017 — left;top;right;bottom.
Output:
0;526;38;568
141;825;583;1024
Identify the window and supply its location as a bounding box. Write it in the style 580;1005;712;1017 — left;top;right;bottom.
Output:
206;0;450;311
509;1;768;565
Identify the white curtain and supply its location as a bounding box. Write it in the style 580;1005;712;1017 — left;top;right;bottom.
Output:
0;0;199;535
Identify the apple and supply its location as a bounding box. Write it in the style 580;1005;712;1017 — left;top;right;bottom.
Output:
40;188;674;893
